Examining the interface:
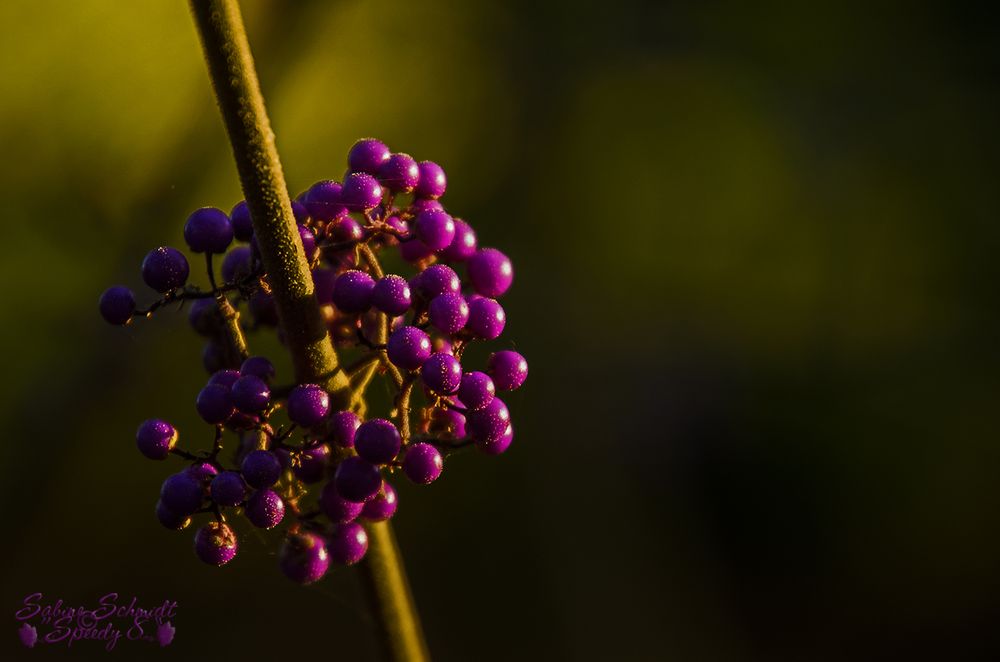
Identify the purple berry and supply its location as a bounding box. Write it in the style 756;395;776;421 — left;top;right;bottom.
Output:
329;410;361;448
428;293;470;334
304;180;348;221
141;247;189;293
156;499;190;530
414;264;461;300
189;298;219;336
334;456;382;502
410;198;444;214
414;210;456;251
299;224;317;261
326;216;364;242
210;471;247;507
231;374;270;413
402;443;443;484
249;289;279;326
478;422;513;455
196;383;234;424
428;407;466;439
202;342;226;373
290;444;331;483
246;488;285;529
287;384;330;427
487;350;528;391
280;532;330;584
415;160;447;199
291;200;309;224
421;353;462;394
208;369;241;388
185;461;220;487
184;207;233;254
361;482;398;521
386;326;432;371
194;521;238;566
312;267;337;305
355;418;402;465
230;200;253;241
221;246;252;283
341;172;383;212
348;138;391;175
241;450;282;489
399;237;435;263
467;298;506;339
320;480;364;523
467;248;513;298
378;152;420;192
160;472;203;515
136;419;177;460
467;397;510;444
439;219;477;262
372;274;412;316
99;286;135;325
328;522;369;565
458;371;496;411
332;269;376;313
240;356;275;382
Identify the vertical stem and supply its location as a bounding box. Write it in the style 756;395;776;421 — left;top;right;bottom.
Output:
188;1;428;660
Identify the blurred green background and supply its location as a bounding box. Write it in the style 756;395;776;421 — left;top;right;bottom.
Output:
3;0;1000;660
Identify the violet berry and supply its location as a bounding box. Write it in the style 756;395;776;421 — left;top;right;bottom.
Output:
329;410;361;448
439;219;477;262
194;521;238;566
487;350;529;391
287;384;330;427
141;247;189;293
458;371;496;411
230;374;270;413
355;418;402;465
184;207;233;254
399;237;435;263
320;480;364;523
196;383;234;424
334;456;382;502
328;522;369;565
304;180;348;221
240;355;275;382
467;397;510;445
99;286;135;325
428;293;469;334
156;500;190;531
210;471;247;507
298;224;317;261
241;449;282;489
136;419;177;460
246;488;285;529
372;274;412;316
290;444;331;484
414;210;456;251
378;152;420;192
467;297;506;340
421;352;462;394
348;138;391;175
467;248;513;298
332;269;376;313
160;472;203;515
415;160;447;199
221;246;252;282
208;369;241;388
230;200;253;241
341;172;383;212
478;423;514;456
280;532;330;584
414;264;461;300
361;482;398;522
387;325;432;371
402;443;443;484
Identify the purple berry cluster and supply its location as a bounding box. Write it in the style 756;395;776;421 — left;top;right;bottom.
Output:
100;138;528;583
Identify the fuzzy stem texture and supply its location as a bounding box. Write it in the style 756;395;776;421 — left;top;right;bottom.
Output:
188;1;428;660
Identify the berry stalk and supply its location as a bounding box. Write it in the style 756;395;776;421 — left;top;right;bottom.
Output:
187;1;428;660
188;0;351;407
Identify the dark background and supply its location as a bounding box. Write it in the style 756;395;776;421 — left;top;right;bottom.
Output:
3;1;1000;660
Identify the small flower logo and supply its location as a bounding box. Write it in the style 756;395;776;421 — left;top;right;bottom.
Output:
156;621;175;647
18;623;37;648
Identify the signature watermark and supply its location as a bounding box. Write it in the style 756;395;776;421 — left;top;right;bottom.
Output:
15;592;178;651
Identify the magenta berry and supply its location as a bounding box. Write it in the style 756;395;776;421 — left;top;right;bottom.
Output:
332;269;376;313
184;207;233;254
280;532;330;584
290;444;331;484
246;488;285;529
399;237;435;263
467;397;510;444
458;371;496;411
136;419;177;460
402;443;443;484
387;325;432;371
478;423;513;456
328;522;369;565
378;152;420;192
298;224;317;261
428;293;470;335
439;219;477;262
334;456;382;502
372;274;412;316
210;471;247;507
347;138;391;175
194;521;238;566
487;350;528;391
287;384;330;427
241;449;282;489
467;297;506;339
329;410;361;448
320;480;364;524
467;248;513;298
196;383;234;424
414;160;447;199
340;172;383;212
355;418;402;465
421;353;462;395
304;180;348;221
240;355;275;382
414;264;461;300
414;210;456;251
361;482;398;522
99;286;135;325
231;374;270;413
141;246;189;293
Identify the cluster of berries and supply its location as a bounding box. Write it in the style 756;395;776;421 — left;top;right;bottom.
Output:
99;139;527;583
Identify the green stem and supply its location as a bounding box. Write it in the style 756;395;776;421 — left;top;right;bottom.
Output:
188;1;428;660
